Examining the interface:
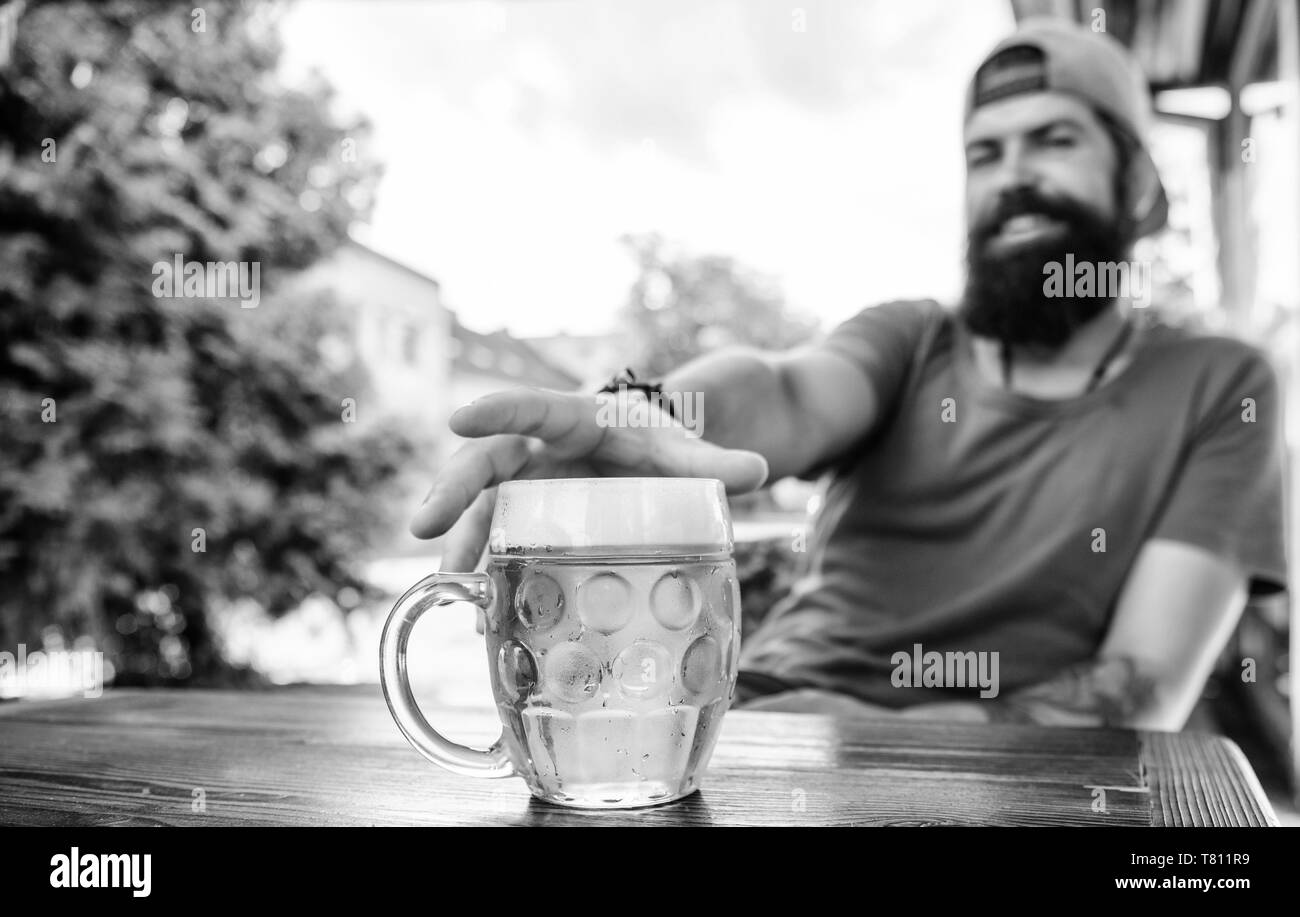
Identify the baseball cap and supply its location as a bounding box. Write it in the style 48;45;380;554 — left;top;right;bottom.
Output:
964;17;1169;238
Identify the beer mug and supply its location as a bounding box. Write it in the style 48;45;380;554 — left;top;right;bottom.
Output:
380;477;741;809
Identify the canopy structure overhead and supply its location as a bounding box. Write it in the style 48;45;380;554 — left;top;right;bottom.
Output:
1012;0;1283;91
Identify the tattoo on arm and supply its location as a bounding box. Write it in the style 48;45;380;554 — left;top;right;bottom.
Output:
992;657;1159;727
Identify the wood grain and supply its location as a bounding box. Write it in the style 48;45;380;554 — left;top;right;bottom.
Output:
0;688;1275;826
1141;730;1278;827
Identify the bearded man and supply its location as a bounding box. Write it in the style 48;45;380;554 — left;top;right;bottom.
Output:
411;19;1288;730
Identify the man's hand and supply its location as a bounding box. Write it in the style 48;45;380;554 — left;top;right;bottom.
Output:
991;657;1157;727
411;386;769;575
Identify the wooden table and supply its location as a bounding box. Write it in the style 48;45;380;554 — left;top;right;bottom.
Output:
0;687;1277;826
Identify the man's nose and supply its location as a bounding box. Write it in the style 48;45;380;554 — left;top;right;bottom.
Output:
991;143;1038;194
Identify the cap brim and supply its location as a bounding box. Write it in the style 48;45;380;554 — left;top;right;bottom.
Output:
1131;145;1169;238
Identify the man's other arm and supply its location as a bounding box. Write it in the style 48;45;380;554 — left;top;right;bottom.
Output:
994;540;1248;730
898;541;1248;729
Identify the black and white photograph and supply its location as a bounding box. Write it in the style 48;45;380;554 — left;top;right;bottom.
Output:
1;0;1298;888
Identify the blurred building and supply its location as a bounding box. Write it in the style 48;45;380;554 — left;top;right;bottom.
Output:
299;240;455;437
291;239;579;557
524;332;629;391
451;319;581;408
295;239;579;445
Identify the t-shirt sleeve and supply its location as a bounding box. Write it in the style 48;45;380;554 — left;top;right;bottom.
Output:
799;299;941;479
1151;345;1289;597
818;299;941;414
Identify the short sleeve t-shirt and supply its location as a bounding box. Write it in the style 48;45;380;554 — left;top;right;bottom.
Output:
739;299;1290;707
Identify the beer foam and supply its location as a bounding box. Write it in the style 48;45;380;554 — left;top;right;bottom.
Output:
492;478;733;554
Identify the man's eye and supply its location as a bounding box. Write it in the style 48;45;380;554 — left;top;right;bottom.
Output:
967;149;996;167
1045;133;1076;148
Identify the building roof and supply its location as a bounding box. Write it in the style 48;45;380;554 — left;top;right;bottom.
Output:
339;242;580;389
451;317;581;391
343;239;443;291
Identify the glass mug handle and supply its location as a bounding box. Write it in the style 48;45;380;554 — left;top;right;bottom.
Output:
379;572;514;778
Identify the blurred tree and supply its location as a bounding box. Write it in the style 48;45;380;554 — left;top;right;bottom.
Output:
619;232;819;377
0;0;414;685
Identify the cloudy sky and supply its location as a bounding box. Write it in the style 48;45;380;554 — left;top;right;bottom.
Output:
278;0;1015;335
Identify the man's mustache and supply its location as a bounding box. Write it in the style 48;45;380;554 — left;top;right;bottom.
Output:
970;188;1106;247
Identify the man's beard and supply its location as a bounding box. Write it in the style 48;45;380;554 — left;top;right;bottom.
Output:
959;187;1131;350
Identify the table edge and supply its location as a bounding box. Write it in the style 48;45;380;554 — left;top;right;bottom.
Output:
1140;730;1279;827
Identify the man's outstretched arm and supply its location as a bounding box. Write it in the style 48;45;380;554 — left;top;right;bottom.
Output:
661;344;886;480
411;339;891;580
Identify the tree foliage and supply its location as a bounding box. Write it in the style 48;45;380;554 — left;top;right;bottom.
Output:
0;0;414;684
620;232;818;377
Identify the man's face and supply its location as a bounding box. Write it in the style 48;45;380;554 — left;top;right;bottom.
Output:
959;91;1130;348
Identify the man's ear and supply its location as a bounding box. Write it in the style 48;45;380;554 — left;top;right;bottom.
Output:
1116;134;1169;238
1097;108;1166;239
1125;159;1168;236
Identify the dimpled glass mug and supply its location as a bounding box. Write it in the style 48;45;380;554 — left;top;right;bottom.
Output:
380;477;741;809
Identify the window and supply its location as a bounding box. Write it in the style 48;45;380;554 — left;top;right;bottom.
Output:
469;345;494;370
403;325;419;365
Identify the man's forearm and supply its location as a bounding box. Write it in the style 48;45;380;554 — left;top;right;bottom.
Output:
661;347;810;479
